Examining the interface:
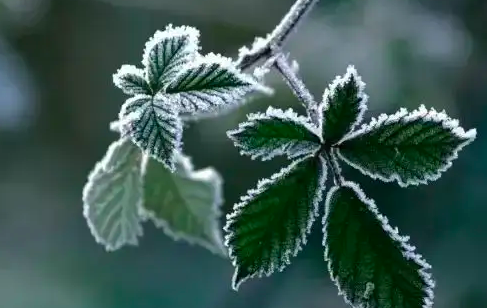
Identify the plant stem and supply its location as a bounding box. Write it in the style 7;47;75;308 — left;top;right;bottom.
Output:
322;148;342;185
273;52;320;124
236;0;320;70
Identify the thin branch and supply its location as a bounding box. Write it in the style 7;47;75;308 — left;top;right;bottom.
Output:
273;52;320;124
236;0;320;70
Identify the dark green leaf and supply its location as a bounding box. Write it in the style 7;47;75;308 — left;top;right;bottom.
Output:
227;106;322;161
141;154;226;255
113;65;151;95
142;25;200;92
165;53;265;115
336;105;476;187
119;94;182;171
83;138;143;251
225;156;327;290
321;65;367;144
323;182;434;308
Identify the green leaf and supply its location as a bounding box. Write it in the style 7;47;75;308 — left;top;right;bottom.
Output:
113;65;151;96
323;182;434;308
321;65;367;144
336;105;476;187
140;154;226;255
142;25;200;92
227;106;322;161
82;138;143;251
119;94;182;171
165;53;265;115
225;155;327;290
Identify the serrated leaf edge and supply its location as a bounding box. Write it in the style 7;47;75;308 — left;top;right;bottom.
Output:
82;138;144;251
165;52;270;96
227;106;322;161
322;181;435;308
336;105;477;187
119;94;183;172
320;65;368;141
113;64;150;95
138;153;227;256
142;24;200;73
224;155;327;290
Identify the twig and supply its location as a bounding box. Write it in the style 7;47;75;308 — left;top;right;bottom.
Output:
273;52;320;125
236;0;320;70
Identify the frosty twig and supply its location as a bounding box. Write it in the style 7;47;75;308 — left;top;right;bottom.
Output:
236;0;320;70
273;52;320;124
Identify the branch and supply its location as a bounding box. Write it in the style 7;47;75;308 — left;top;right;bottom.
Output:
236;0;320;70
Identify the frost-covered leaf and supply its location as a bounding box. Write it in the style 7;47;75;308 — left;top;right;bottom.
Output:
140;154;226;255
225;156;327;290
323;182;434;308
321;65;367;144
82;138;143;251
165;53;265;115
113;64;151;95
227;106;322;161
120;94;182;171
143;25;200;92
336;105;476;187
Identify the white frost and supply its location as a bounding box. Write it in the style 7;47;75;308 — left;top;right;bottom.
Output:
119;94;183;172
320;65;368;138
112;64;149;95
322;181;435;308
224;155;327;290
227;106;322;161
165;52;269;115
82;138;144;251
336;104;477;187
139;153;227;256
142;24;200;74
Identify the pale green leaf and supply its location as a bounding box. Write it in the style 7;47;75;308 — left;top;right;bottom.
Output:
141;154;226;255
225;155;327;290
323;182;434;308
82;138;143;251
142;25;200;92
321;65;367;144
227;106;322;161
113;65;151;96
337;105;477;187
165;53;265;115
119;94;182;171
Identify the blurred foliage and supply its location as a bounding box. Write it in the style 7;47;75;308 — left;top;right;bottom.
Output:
0;0;485;307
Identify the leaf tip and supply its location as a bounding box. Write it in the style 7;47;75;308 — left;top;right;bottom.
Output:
231;267;250;291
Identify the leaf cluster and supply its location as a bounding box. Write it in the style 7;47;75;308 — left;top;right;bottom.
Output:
83;25;265;254
225;66;476;307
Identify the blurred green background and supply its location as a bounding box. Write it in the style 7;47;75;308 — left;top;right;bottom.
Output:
0;0;485;307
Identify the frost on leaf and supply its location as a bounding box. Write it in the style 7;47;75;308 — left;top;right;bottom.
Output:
225;155;327;290
323;182;434;308
336;105;476;187
113;64;151;96
119;94;182;171
140;154;226;256
321;65;367;144
143;25;200;92
82;138;144;251
227;106;322;161
165;53;267;115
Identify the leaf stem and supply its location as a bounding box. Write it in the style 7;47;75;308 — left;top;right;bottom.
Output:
322;147;343;185
273;52;320;124
235;0;320;70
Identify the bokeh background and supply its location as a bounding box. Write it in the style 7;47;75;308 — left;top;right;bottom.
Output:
0;0;486;307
